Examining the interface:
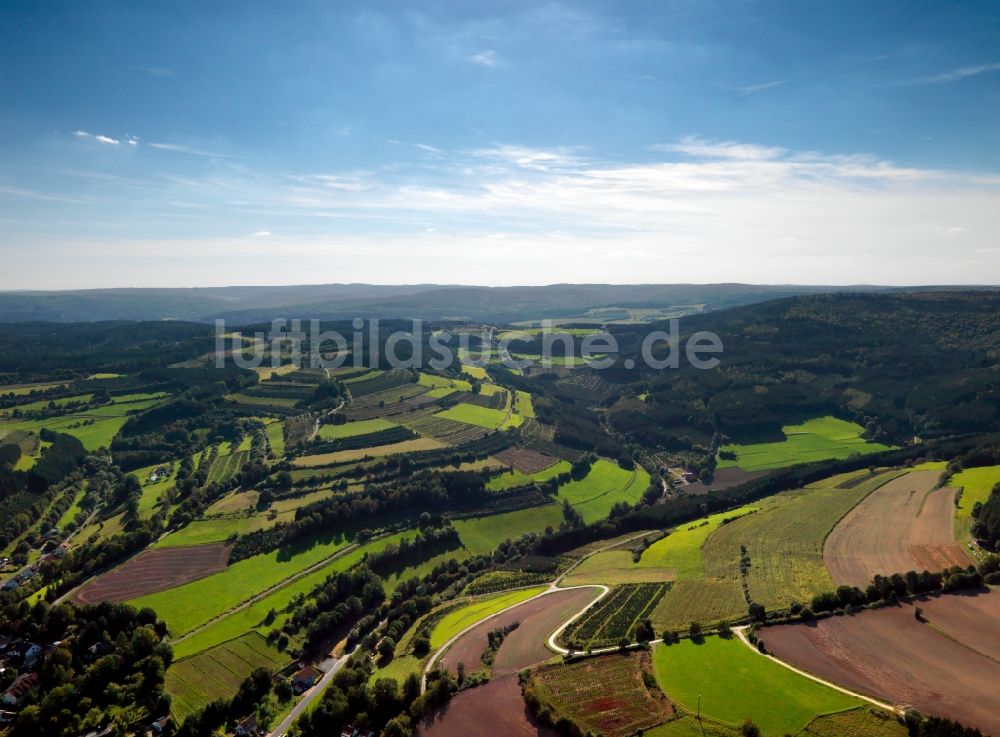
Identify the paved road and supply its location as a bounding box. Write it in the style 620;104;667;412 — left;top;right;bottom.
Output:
268;653;348;737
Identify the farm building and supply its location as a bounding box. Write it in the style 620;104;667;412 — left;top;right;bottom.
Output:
2;672;39;707
235;714;259;736
292;664;321;693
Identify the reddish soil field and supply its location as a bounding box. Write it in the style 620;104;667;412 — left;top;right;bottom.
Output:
495;448;559;474
763;589;1000;735
419;675;555;737
439;587;600;677
73;542;231;604
824;470;970;586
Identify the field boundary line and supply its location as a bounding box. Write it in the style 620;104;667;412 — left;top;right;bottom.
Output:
170;539;363;645
732;626;903;716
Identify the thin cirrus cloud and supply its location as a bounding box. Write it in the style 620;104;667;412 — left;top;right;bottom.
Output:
469;49;499;67
719;80;788;95
73;130;120;145
147;142;232;158
912;61;1000;84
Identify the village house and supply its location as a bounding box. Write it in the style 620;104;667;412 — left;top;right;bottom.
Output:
2;672;39;707
6;640;41;667
291;664;321;693
234;714;259;736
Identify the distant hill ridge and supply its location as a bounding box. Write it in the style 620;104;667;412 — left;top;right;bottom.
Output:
1;282;996;323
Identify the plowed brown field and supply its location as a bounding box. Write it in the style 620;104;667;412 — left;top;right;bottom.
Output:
763;589;1000;735
824;470;970;586
419;675;555;737
73;542;231;604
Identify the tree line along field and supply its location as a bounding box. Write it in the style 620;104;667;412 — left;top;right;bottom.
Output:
718;416;895;473
952;464;1000;540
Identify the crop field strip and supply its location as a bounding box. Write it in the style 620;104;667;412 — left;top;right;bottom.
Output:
700;468;908;611
165;632;286;721
531;652;674;737
562;582;668;650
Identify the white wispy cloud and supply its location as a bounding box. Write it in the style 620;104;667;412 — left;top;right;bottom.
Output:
913;61;1000;84
720;80;788;95
73;130;120;145
148;142;232;158
469;144;584;171
656;136;785;161
469;49;499;67
17;136;1000;286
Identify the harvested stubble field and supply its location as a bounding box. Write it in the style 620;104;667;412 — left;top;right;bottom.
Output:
824;469;970;587
531;652;674;737
74;542;231;603
763;589;1000;736
439;587;601;677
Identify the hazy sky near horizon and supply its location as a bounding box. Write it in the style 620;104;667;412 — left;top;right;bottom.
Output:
2;0;999;289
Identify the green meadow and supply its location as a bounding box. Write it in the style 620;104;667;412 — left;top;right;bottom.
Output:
452;504;566;556
652;637;859;735
718;416;893;472
556;459;651;524
317;417;399;440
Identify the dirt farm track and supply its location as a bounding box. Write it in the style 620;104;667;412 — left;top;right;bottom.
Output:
823;470;971;587
73;542;231;604
763;588;1000;736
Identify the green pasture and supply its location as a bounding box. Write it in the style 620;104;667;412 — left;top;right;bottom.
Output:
718;416;893;472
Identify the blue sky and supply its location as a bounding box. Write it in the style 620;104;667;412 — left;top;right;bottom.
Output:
1;0;998;288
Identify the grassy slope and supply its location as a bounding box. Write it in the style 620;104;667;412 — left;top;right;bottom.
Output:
719;416;893;472
556;460;651;524
652;637;859;735
486;460;571;491
953;465;1000;540
452;504;565;556
133;533;351;635
171;531;415;658
435;403;511;430
316;418;399;440
429;587;547;649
